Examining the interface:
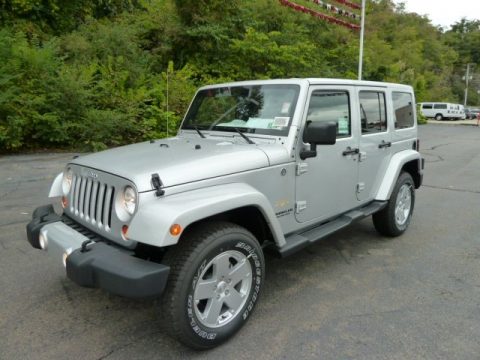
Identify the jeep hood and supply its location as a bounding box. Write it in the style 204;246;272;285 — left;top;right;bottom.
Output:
71;137;274;192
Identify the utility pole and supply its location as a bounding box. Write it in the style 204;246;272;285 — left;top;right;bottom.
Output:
166;65;170;137
358;0;366;80
464;63;474;107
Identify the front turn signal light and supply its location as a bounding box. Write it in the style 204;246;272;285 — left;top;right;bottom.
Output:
170;224;182;236
61;196;68;209
121;225;129;240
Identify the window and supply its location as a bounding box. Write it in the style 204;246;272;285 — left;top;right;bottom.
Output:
393;92;414;129
359;91;387;134
306;91;351;137
434;103;447;109
422;104;433;109
182;84;300;136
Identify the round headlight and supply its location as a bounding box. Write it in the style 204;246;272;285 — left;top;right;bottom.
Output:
62;168;73;195
123;186;137;215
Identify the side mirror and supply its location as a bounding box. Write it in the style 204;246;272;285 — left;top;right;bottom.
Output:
300;121;337;160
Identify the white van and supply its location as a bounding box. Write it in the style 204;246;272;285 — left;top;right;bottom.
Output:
420;102;466;120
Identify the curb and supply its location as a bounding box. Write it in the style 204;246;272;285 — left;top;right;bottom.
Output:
427;120;479;126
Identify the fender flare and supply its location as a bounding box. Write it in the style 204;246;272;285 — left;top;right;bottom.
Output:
375;150;422;201
128;183;286;248
49;173;63;198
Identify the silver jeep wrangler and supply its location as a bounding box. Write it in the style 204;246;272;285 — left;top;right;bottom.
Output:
27;78;423;349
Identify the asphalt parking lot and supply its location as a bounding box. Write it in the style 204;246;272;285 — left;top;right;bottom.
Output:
1;124;480;360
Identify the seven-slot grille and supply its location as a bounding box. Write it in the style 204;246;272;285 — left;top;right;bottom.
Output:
69;173;115;230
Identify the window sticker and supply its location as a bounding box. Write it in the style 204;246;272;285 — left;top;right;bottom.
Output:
246;118;268;128
273;117;290;128
338;117;349;135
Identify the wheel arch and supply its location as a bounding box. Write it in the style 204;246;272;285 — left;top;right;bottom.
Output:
375;150;423;201
401;159;422;189
181;206;274;247
128;183;286;248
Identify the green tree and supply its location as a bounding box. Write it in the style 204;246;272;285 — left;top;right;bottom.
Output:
0;0;142;33
445;19;480;105
0;0;476;152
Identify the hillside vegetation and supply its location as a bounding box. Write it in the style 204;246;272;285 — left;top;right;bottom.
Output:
0;0;479;151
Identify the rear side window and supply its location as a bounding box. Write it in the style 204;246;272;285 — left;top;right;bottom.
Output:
422;104;433;109
359;91;387;134
434;104;447;109
393;92;415;129
307;90;351;137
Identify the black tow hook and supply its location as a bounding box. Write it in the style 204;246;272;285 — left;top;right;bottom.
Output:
80;239;95;253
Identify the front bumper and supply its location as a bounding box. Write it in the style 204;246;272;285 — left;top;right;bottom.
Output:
26;205;170;299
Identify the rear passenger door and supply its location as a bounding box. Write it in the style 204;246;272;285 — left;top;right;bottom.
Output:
356;88;392;202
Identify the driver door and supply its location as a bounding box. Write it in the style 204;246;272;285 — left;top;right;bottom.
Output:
295;86;360;224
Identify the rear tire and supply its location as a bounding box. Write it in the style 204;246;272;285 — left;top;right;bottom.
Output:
160;221;264;349
373;172;415;237
435;114;443;121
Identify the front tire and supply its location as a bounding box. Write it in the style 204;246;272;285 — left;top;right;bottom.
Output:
373;172;415;237
161;222;264;349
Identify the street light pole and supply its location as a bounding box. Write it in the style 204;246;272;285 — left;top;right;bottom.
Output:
464;63;474;107
358;0;366;80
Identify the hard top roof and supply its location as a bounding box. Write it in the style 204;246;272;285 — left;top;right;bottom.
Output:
198;78;413;91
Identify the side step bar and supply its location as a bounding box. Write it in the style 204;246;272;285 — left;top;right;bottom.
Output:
278;201;387;257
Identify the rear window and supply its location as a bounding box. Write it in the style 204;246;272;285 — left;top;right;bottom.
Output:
422;104;433;109
393;92;415;129
434;104;447;109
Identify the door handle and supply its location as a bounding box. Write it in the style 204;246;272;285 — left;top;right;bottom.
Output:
342;147;359;156
378;141;392;149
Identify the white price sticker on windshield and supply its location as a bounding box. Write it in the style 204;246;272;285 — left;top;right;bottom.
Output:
273;117;289;128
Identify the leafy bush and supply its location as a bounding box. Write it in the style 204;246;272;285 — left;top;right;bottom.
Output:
0;14;196;151
416;105;428;125
0;0;475;152
0;29;66;149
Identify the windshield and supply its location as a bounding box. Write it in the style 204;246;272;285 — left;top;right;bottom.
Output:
182;84;300;136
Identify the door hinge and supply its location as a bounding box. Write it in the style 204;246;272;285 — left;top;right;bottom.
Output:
359;151;367;162
356;182;365;193
295;201;307;213
296;162;309;176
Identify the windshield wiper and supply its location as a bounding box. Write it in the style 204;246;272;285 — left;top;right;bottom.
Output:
193;126;206;138
208;97;257;130
234;127;255;144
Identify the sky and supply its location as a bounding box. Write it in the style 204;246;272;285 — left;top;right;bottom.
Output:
397;0;480;28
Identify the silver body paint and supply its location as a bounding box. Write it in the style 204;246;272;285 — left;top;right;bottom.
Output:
47;78;421;252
